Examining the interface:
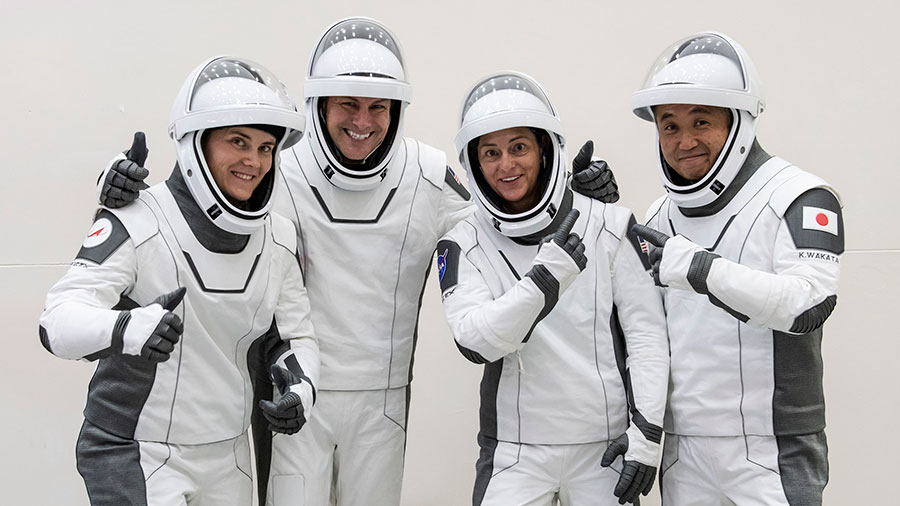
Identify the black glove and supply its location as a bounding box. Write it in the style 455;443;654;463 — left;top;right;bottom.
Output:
540;208;587;271
630;224;669;287
99;132;150;208
571;140;619;203
117;287;186;362
259;365;308;435
601;432;657;505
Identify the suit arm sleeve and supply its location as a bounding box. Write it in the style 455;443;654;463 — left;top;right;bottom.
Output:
273;248;319;406
438;239;548;364
613;220;669;437
701;192;842;333
39;235;137;360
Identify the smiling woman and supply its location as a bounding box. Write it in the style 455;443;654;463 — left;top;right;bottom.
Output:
475;126;547;214
202;126;278;205
37;55;317;506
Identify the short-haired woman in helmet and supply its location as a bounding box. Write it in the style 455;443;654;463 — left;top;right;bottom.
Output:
39;56;318;506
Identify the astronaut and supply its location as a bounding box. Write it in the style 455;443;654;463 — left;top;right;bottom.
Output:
96;18;618;506
40;56;318;506
630;33;842;505
437;71;669;506
257;18;475;506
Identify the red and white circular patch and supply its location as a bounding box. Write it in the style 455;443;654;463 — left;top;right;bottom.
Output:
83;218;113;248
816;213;829;226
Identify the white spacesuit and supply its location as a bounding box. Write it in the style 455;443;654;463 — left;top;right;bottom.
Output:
259;17;474;506
438;72;669;506
40;56;318;506
631;33;842;506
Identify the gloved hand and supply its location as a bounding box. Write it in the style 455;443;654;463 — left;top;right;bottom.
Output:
541;208;587;271
524;209;587;308
570;140;619;203
120;287;186;362
630;224;668;286
259;365;312;435
601;425;661;505
98;132;150;208
631;224;719;293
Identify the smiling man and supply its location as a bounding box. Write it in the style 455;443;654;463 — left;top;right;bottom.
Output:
631;33;843;506
653;104;732;184
322;96;393;161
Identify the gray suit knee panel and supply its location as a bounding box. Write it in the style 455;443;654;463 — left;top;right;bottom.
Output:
76;420;148;506
777;431;829;506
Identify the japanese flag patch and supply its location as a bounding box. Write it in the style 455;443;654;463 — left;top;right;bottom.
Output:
802;206;838;236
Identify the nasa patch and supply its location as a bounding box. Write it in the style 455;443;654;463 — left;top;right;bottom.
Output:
436;239;461;293
438;248;448;282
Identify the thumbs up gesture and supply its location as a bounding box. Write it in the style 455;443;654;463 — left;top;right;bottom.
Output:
99;132;151;208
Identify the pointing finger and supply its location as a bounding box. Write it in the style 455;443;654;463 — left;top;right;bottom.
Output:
553;209;580;244
630;224;670;248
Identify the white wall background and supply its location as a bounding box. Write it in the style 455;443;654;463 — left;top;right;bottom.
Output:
1;0;897;504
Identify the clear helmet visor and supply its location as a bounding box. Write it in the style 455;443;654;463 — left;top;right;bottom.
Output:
170;57;304;146
305;17;411;102
309;18;405;79
633;32;764;121
189;58;296;112
643;33;746;90
456;72;562;155
460;73;555;126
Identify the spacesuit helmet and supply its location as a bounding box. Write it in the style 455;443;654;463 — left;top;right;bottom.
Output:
632;32;765;208
455;71;567;238
304;17;412;191
168;56;305;235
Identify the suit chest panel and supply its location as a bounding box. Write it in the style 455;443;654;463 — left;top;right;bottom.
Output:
663;162;793;270
133;193;282;349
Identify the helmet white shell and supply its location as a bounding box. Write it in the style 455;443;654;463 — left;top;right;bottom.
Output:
456;71;567;237
168;56;305;234
632;32;765;208
304;17;411;191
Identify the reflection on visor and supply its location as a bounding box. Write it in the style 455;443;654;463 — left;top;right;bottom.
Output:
646;34;746;90
461;74;554;123
313;20;403;67
189;58;292;111
670;35;744;86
